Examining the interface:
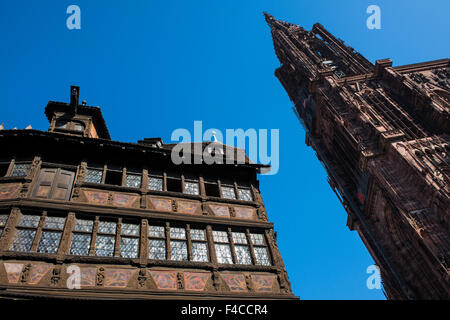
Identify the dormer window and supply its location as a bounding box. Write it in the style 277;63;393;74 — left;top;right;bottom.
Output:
73;122;85;132
55;120;68;129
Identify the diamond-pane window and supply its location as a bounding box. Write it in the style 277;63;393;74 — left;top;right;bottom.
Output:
120;237;139;258
0;214;8;228
170;227;186;239
70;233;91;256
238;188;253;201
125;174;142;188
170;240;188;261
149;239;166;260
190;229;205;241
38;231;61;254
10;164;30;177
98;221;117;234
10;229;36;252
149;225;165;238
122;223;140;236
221;186;236;199
250;233;265;246
95;235;115;257
19;215;41;228
74;219;94;232
148;177;163;191
232;232;247;244
212;230;229;243
235;245;252;264
215;244;233;264
254;247;271;266
85;169;103;184
44;217;66;230
192;242;208;262
184;182;199;195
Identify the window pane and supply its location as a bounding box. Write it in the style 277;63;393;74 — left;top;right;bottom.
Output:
10;164;30;177
215;244;233;264
238;189;253;201
170;240;188;261
121;223;140;236
250;233;265;246
70;233;91;256
74;219;94;232
125;174;142;188
38;231;61;254
190;229;205;241
85;169;103;184
232;232;247;244
148;177;163;191
74;123;84;131
19;215;41;228
10;229;36;252
120;237;139;258
212;230;229;243
149;239;166;260
95;235;115;257
170;227;186;239
192;242;208;262
149;225;165;238
254;247;271;266
0;215;8;227
98;221;117;234
184;182;199;195
45;217;66;230
221;186;236;199
235;245;252;265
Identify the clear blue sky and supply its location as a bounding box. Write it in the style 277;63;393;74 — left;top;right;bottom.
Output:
1;0;448;299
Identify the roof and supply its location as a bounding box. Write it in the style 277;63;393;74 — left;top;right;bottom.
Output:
44;101;111;140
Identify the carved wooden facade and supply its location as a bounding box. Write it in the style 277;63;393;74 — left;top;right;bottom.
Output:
0;86;295;299
266;13;449;299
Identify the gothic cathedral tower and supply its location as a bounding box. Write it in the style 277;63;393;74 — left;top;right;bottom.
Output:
265;13;449;299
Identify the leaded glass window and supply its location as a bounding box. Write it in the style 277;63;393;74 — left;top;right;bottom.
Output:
149;225;166;260
190;228;208;262
70;218;94;256
0;214;8;237
95;220;117;257
221;186;236;199
213;230;233;264
254;247;271;266
184;181;199;195
215;244;233;264
95;235;115;257
250;233;271;266
10;215;41;252
37;216;66;254
235;245;252;264
232;232;247;244
85;169;103;184
238;188;253;201
120;222;140;258
148;176;163;191
10;163;30;177
192;242;208;262
98;221;117;234
170;240;188;261
170;227;187;261
70;233;91;256
250;233;265;246
125;174;142;188
212;230;229;243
